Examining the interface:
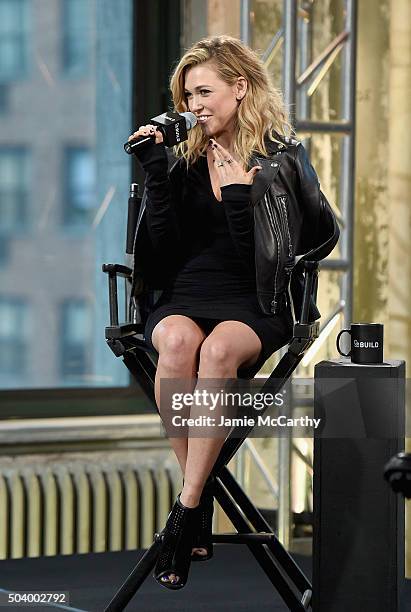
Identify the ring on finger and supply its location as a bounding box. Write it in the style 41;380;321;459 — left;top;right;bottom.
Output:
225;158;233;164
216;161;225;167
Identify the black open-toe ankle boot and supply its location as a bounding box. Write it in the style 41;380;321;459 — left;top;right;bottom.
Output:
154;493;199;590
191;476;215;562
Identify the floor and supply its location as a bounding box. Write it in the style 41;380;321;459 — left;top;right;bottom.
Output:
0;546;409;611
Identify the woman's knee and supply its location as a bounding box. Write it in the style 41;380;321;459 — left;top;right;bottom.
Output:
154;320;205;371
199;323;262;374
199;337;235;371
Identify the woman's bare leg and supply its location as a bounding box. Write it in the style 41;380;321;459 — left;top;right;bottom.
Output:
152;315;206;583
154;319;262;583
180;321;262;509
151;315;206;474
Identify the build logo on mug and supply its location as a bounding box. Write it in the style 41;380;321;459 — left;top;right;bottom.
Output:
336;323;384;364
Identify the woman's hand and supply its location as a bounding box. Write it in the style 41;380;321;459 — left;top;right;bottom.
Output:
128;124;164;145
209;139;262;186
129;124;168;176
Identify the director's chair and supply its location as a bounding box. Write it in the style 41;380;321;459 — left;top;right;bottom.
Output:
101;182;339;611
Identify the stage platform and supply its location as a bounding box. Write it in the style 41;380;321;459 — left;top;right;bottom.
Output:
0;545;410;611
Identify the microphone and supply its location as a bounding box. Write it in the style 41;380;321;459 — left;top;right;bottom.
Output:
124;111;197;154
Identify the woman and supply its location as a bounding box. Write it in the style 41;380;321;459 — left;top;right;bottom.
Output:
129;35;338;590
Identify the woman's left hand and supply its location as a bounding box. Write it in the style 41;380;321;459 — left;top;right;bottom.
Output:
209;139;262;186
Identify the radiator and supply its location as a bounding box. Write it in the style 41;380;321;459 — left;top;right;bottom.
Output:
0;460;180;560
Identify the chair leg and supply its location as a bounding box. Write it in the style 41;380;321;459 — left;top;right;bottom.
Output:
104;537;162;612
216;468;312;595
104;477;312;612
213;475;311;612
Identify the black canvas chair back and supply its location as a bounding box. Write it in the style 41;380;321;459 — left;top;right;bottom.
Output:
101;181;339;611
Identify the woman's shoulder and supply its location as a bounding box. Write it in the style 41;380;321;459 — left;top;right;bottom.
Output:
242;132;300;165
264;131;300;155
247;133;301;170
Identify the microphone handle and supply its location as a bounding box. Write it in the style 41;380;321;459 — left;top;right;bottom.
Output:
124;133;157;155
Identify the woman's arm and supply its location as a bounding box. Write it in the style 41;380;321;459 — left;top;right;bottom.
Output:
208;139;260;274
133;138;181;253
221;183;255;273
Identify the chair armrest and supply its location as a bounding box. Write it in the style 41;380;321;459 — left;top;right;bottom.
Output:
102;262;133;327
105;323;143;340
290;260;320;325
300;260;319;324
102;263;132;278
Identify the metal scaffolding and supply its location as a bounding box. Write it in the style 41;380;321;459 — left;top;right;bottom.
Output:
239;0;357;549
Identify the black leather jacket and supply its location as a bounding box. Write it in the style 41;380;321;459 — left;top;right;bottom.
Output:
132;135;339;321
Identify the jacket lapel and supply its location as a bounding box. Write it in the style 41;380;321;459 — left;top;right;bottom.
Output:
248;154;283;206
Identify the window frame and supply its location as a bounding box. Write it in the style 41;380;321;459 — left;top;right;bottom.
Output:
0;386;156;420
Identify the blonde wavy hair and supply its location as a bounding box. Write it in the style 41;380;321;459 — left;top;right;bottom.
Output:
170;35;294;167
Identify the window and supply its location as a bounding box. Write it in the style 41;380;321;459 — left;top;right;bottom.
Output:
0;298;29;385
62;0;91;77
0;147;29;232
0;0;29;81
63;147;96;227
0;0;136;391
60;299;93;384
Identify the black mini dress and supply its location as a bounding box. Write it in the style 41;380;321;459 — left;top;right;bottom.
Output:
144;154;293;379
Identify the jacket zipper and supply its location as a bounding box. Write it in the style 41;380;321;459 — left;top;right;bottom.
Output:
264;193;283;313
277;195;293;259
277;198;294;302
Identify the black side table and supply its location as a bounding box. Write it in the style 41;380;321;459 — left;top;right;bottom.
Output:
313;358;406;611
